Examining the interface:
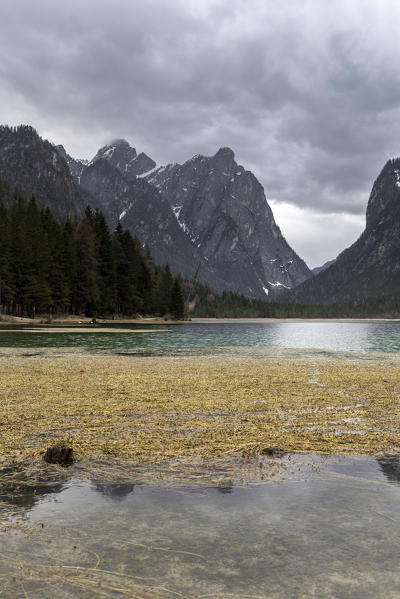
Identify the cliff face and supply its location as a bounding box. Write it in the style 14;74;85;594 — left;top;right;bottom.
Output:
286;158;400;303
147;147;311;297
0;126;82;217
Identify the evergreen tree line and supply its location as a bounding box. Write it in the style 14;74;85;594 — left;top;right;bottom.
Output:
0;196;185;319
183;279;400;318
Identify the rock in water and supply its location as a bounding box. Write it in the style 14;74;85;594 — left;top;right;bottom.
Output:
44;444;74;465
261;446;287;458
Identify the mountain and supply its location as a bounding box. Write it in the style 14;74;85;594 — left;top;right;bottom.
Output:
0;126;311;298
145;146;311;297
60;139;311;298
311;259;336;276
0;126;82;217
286;158;400;303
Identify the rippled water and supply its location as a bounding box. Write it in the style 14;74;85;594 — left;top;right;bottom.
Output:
2;455;400;598
0;320;400;353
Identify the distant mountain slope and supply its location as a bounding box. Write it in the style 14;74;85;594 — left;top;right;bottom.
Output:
311;259;336;276
286;158;400;303
0;176;23;207
0;126;82;217
55;144;88;182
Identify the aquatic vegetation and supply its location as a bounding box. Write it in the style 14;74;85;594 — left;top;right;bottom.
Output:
0;350;399;475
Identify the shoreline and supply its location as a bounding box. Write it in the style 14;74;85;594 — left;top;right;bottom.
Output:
0;315;183;326
192;317;400;323
1;315;400;326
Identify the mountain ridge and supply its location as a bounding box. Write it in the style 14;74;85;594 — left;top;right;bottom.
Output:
60;136;311;298
285;157;400;303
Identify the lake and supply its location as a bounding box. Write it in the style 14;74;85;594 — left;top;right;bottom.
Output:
0;320;400;353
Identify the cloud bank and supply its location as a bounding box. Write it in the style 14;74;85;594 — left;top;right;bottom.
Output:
1;0;399;265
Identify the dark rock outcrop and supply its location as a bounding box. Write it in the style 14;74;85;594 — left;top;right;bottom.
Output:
44;444;74;465
261;446;287;457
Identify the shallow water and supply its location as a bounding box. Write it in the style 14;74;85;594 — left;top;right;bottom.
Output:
1;320;400;353
1;455;400;598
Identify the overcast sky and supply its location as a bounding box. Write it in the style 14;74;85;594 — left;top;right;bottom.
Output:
1;0;400;266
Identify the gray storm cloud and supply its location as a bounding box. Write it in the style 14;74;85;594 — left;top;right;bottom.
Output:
1;0;400;265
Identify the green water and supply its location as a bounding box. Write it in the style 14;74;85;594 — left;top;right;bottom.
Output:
1;320;400;353
2;455;400;598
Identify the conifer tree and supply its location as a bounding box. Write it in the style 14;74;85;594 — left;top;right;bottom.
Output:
93;210;117;314
169;278;185;320
74;210;100;316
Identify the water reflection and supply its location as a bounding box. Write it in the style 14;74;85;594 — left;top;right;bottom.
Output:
216;486;233;494
376;455;400;483
2;456;400;598
0;480;65;510
94;483;135;500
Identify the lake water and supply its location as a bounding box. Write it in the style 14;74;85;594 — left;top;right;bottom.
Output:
2;454;400;598
0;320;400;353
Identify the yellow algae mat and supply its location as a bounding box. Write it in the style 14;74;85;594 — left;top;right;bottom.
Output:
1;349;400;470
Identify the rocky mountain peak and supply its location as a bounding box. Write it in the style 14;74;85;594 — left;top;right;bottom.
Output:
92;138;136;165
109;138;131;148
212;146;235;168
366;157;400;227
55;133;312;299
131;152;157;177
91;139;156;180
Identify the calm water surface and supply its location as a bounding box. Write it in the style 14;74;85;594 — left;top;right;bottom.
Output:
0;321;400;353
2;455;400;598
